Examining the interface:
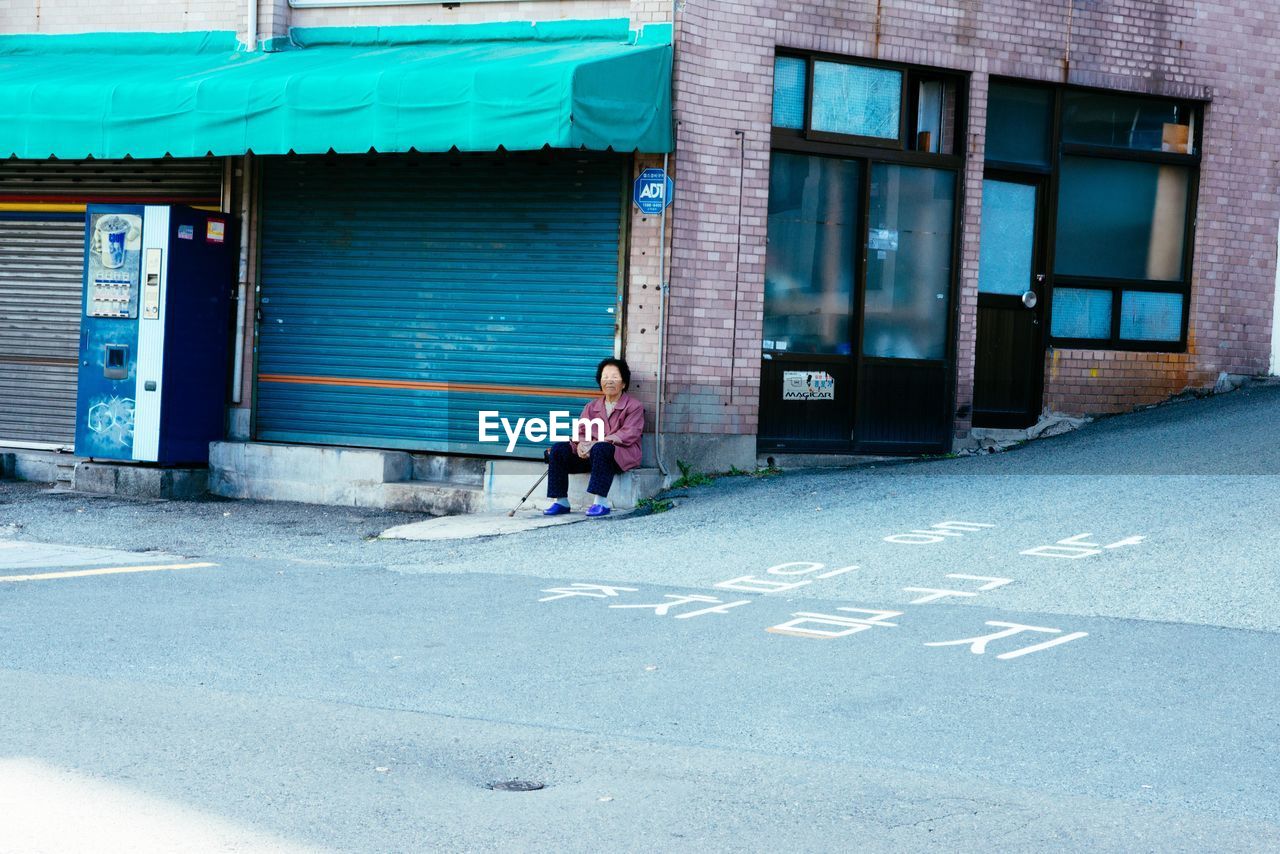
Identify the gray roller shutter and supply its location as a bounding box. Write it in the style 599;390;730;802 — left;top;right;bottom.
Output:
0;219;84;446
0;160;223;204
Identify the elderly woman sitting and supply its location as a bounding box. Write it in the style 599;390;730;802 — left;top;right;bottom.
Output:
544;357;644;518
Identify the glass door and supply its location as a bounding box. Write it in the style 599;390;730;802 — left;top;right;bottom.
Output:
854;162;957;451
758;152;861;451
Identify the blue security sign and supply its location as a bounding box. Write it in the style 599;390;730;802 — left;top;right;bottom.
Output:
633;168;673;214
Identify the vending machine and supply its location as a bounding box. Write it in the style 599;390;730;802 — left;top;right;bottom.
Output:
75;204;236;464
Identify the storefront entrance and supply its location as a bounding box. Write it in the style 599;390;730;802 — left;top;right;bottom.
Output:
972;176;1046;428
757;155;958;455
757;54;964;456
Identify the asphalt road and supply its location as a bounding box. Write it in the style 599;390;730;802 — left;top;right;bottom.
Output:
2;383;1279;852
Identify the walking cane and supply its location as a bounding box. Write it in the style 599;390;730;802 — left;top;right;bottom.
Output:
507;449;552;517
506;471;547;517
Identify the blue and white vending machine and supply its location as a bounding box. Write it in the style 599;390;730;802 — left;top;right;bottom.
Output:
75;204;236;464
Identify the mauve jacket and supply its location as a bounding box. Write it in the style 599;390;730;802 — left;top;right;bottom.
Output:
570;392;645;472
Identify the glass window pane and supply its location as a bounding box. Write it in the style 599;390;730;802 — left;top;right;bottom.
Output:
1063;91;1196;154
811;61;902;139
862;164;955;360
985;82;1053;166
772;56;806;130
1050;288;1112;339
916;81;942;152
978;180;1037;295
1055;157;1190;281
764;152;861;354
1120;291;1183;341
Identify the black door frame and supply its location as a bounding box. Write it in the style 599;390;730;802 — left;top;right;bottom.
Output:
756;151;865;455
759;52;969;455
972;169;1049;429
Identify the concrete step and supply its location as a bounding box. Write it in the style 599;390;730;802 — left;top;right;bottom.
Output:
0;447;81;484
208;441;664;515
486;460;663;512
378;481;485;515
410;453;486;487
72;461;208;500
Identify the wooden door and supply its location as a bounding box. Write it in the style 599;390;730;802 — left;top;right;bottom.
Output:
973;176;1045;428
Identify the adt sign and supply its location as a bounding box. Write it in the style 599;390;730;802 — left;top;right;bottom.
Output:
633;168;673;215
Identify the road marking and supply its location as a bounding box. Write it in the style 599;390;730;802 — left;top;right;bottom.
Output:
0;562;217;583
884;521;996;545
0;541;185;571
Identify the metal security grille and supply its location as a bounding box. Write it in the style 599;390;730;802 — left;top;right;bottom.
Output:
0;159;223;204
256;154;626;457
0;219;85;446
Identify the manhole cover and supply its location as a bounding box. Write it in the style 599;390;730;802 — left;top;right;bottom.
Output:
487;780;545;792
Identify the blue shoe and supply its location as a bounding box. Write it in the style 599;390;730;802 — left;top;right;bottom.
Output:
585;503;611;518
543;502;571;516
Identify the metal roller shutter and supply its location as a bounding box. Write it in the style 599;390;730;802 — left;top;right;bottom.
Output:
0;158;224;447
0;159;223;204
0;218;84;446
256;154;626;458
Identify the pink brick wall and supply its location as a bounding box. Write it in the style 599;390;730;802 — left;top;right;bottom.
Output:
667;0;1280;443
7;0;241;34
289;0;627;29
4;1;645;44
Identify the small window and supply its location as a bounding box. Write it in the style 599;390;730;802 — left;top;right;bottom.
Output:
1062;91;1197;155
772;56;807;130
977;180;1037;296
912;78;957;154
1055;157;1190;281
1050;288;1112;339
1120;291;1183;341
811;61;902;140
986;82;1053;166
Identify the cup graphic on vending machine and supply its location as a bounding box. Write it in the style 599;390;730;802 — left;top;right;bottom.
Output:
92;215;140;269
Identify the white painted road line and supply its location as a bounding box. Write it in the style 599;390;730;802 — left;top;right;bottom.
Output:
0;541;183;571
0;563;218;583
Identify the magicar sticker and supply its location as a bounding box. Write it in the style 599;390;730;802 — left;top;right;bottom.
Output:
206;219;226;244
178;225;194;240
782;370;835;401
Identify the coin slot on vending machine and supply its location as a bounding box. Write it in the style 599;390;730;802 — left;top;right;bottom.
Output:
143;248;162;319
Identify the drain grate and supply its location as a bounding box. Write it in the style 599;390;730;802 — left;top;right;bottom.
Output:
487;780;545;792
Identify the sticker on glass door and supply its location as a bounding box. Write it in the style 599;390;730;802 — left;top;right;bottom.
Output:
782;371;835;401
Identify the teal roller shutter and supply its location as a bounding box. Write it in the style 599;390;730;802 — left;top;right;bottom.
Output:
256;154;625;458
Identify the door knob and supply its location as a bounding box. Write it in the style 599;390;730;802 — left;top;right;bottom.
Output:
1021;290;1038;309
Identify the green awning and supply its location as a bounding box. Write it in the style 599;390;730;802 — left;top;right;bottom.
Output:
0;19;672;159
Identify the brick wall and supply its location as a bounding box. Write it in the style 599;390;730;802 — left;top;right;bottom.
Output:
667;0;1280;448
6;0;241;33
1043;349;1217;414
4;0;643;40
288;0;626;28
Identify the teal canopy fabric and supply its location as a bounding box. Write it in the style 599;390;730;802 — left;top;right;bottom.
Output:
0;20;672;159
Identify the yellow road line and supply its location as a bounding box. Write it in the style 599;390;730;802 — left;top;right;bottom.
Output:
0;562;217;583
